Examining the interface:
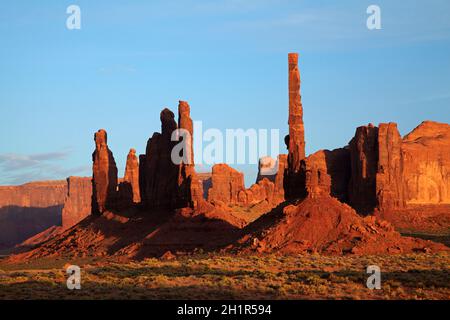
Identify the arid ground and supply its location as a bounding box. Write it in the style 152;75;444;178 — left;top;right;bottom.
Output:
1;252;449;300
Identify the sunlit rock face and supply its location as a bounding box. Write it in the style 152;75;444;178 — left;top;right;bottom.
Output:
92;129;118;215
62;177;92;229
286;53;306;199
208;164;245;206
402;121;450;205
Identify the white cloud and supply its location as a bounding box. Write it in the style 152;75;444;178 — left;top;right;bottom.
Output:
0;150;90;185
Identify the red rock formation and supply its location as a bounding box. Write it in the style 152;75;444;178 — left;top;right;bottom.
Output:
323;148;351;202
349;123;406;213
376;123;405;210
140;108;179;209
0;181;67;248
208;164;245;206
349;124;379;214
139;103;209;211
138;154;147;203
236;196;448;255
176;101;205;210
61;177;92;229
303;152;332;198
299;149;351;201
402;121;450;204
286;53;306;199
92;129;118;215
238;178;274;206
123;148;140;203
273;154;288;204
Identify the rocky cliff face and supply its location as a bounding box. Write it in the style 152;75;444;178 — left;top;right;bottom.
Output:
0;181;67;208
348;124;379;214
347;121;450;214
376;123;405;210
303;151;332;198
208;164;245;206
348;123;406;213
300;149;351;201
61;177;92;229
238;178;275;207
402;121;450;204
0;181;67;248
92;129;118;215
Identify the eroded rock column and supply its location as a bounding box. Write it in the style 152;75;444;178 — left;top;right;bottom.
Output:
124;148;141;203
286;53;306;198
92;129;118;215
141;109;179;209
177;101;204;209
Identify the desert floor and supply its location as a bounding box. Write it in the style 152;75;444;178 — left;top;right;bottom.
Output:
0;252;449;300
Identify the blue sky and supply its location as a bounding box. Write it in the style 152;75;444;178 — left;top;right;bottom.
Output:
0;0;450;186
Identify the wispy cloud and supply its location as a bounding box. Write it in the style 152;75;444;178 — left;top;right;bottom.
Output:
0;151;70;171
0;150;90;185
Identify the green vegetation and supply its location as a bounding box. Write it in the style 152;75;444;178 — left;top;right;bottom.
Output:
0;253;449;300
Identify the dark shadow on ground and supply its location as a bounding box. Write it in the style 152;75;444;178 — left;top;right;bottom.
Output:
0;205;62;249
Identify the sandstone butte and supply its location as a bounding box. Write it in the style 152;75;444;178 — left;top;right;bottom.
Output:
3;53;450;262
0;178;91;250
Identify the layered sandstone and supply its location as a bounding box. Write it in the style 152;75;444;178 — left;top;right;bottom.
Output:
0;181;67;208
402;121;450;204
348;124;378;213
208;164;245;206
376;123;405;210
0;181;67;248
349;123;407;213
61;177;92;229
286;53;306;199
92;129;118;215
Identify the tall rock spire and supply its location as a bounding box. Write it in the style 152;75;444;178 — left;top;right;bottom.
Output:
288;53;306;170
177;100;204;210
92;129;118;215
124;148;141;203
286;53;306;198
